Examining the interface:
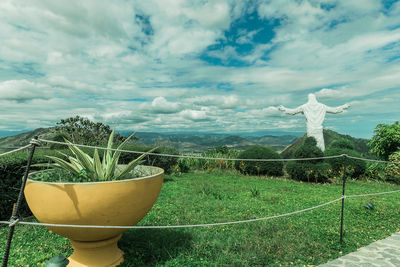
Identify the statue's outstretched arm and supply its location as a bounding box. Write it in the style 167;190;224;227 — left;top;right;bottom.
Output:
278;105;303;115
325;103;350;114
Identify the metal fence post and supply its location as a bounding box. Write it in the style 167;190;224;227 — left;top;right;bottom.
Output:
2;137;39;267
339;154;348;244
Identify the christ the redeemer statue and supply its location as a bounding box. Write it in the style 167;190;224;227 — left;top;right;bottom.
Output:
278;93;350;151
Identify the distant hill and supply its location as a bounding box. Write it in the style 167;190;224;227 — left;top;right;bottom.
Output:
0;128;55;148
0;128;371;155
133;132;299;152
0;128;299;153
280;129;371;158
248;135;298;151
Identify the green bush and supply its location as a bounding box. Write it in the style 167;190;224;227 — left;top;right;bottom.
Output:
292;137;324;163
118;144;179;174
329;139;354;150
49;132;69;150
202;149;239;171
147;146;179;174
286;161;331;183
178;158;191;173
324;148;366;178
118;143;153;164
365;162;387;181
0;149;71;219
385;151;400;183
234;146;283;176
285;137;330;183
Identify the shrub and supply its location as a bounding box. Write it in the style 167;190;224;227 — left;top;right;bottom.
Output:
286;161;331;183
0;149;71;219
385;151;400;183
146;146;179;174
369;121;400;160
178;158;191;173
234;146;283;176
324;148;366;178
329;139;354;150
118;143;151;164
285;137;330;183
202;149;239;171
365;162;387;181
119;144;179;174
292;137;324;163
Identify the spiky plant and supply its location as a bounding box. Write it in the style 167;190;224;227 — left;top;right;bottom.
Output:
41;130;156;181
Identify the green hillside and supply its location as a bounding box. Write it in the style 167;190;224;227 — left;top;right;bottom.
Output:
0;128;54;148
280;129;371;158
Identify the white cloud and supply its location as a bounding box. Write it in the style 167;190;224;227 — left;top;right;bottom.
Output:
140;96;181;114
188;95;240;109
0;80;52;101
180;109;209;121
315;88;342;99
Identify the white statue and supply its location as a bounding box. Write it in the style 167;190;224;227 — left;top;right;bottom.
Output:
278;93;350;151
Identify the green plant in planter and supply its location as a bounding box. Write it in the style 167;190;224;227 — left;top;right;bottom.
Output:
36;130;156;181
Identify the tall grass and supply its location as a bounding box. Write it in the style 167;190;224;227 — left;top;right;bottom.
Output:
178;149;240;172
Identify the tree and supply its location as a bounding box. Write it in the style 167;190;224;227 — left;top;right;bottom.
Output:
368;122;400;160
54;116;132;146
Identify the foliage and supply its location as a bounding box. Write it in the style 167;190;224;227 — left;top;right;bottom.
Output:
119;144;179;174
145;146;179;174
177;158;191;173
54;116;129;146
384;151;400;183
286;161;332;183
293;137;324;163
176;148;240;173
49;132;69;150
364;162;387;181
30;169;90;183
323;129;371;156
286;137;331;183
324;148;366;179
328;139;354;150
368;121;400;160
0;149;71;219
234;146;283;176
2;172;400;266
202;149;239;171
35;131;156;181
281;130;371;159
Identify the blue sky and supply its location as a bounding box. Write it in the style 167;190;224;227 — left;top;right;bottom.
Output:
0;0;399;138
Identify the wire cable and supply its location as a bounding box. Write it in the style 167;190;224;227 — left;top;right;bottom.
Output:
0;197;343;229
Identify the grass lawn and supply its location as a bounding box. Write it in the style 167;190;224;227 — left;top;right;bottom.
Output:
1;170;400;266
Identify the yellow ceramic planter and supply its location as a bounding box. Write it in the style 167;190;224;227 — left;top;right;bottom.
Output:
24;166;164;267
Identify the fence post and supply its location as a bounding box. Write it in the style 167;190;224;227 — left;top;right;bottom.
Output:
339;154;348;244
2;137;39;267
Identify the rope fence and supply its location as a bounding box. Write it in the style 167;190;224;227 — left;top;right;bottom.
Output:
0;144;31;157
0;197;344;229
2;187;400;229
1;138;400;266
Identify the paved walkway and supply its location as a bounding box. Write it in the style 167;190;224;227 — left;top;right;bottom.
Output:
319;232;400;266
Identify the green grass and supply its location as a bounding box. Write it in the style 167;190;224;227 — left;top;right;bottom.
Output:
1;170;400;266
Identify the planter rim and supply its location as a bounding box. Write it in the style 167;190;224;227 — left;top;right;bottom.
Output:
27;165;164;185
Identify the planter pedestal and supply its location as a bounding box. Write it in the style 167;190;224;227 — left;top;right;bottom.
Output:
68;234;123;267
24;166;164;267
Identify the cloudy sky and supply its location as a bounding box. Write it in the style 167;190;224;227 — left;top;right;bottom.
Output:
1;0;399;138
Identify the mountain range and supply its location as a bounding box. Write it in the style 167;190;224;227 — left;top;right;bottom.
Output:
0;128;370;155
